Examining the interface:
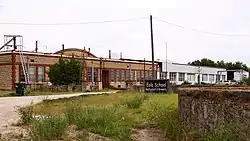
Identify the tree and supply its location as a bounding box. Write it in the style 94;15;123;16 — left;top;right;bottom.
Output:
189;58;250;72
48;58;82;85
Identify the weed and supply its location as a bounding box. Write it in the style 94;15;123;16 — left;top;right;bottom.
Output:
30;116;67;141
200;121;245;141
65;105;133;141
146;102;184;140
16;104;34;125
124;95;149;109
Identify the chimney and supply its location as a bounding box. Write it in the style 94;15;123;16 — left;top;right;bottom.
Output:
84;46;86;50
88;48;90;52
35;40;38;52
62;44;65;50
88;48;90;57
120;52;122;59
109;50;111;59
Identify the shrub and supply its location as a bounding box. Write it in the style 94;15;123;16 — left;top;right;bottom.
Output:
65;105;133;141
16;105;34;125
124;95;149;109
30;116;67;141
242;78;250;85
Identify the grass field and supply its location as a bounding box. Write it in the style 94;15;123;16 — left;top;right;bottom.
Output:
18;91;241;141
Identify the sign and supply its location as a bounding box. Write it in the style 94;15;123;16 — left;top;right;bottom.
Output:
144;79;169;93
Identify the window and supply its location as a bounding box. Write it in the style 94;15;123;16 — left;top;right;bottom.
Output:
161;72;167;79
88;68;98;82
222;75;226;81
116;70;120;82
136;71;141;81
45;66;50;82
125;70;130;81
130;70;135;80
187;73;195;81
141;71;144;80
178;73;185;81
121;70;125;82
111;70;115;82
29;66;36;82
216;75;220;82
209;74;214;82
202;74;208;81
169;72;177;81
145;71;149;80
38;66;44;82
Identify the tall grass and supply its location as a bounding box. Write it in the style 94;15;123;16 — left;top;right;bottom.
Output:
124;95;149;109
146;102;185;140
16;105;34;125
65;105;133;141
30;116;67;141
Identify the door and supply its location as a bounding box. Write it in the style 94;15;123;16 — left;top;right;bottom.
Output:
102;70;110;89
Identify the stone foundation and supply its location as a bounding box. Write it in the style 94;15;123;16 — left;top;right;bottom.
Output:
178;87;250;138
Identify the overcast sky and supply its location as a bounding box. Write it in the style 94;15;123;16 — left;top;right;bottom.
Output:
0;0;250;64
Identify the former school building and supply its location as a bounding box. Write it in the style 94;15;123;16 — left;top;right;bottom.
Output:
0;47;159;90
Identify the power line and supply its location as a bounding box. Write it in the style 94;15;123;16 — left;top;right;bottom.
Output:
154;17;250;37
0;17;147;26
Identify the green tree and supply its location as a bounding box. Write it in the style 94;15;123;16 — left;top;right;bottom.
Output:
189;58;250;72
48;58;82;85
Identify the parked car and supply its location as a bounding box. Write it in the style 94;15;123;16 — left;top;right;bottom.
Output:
217;80;237;85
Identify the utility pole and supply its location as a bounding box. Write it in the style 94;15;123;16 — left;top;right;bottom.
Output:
166;42;168;79
150;15;155;80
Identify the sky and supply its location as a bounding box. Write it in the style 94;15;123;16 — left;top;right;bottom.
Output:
0;0;250;64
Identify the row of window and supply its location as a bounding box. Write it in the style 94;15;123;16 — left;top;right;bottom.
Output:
168;72;226;82
20;65;49;83
111;70;152;82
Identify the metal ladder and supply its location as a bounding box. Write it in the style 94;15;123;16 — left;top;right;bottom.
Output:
19;46;29;84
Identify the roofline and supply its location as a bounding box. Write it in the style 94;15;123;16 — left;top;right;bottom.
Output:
54;48;97;57
120;58;161;64
170;62;226;70
0;51;154;65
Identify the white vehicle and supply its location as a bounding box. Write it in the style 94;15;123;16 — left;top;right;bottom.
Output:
217;80;237;85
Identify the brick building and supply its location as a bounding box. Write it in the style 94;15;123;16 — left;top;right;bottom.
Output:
0;48;159;90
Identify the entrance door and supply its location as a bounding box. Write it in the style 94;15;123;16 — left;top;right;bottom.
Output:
102;70;110;89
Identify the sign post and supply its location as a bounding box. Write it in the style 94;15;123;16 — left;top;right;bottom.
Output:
144;79;169;93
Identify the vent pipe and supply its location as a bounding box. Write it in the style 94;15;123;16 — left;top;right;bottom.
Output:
35;40;38;52
109;50;111;59
120;52;122;59
62;44;65;50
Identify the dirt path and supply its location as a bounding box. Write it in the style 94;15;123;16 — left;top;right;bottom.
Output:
0;92;111;133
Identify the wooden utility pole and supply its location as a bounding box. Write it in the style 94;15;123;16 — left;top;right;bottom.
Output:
150;15;155;80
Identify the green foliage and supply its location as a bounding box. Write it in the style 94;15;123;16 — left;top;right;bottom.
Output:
189;58;250;72
146;102;185;140
16;105;34;125
124;95;149;109
48;58;82;85
30;116;67;141
242;78;250;85
200;121;245;141
65;105;133;141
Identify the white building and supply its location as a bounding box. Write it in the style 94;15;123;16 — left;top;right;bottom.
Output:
160;61;228;85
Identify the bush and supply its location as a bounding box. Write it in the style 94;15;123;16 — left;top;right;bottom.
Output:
124;95;149;109
16;105;34;125
30;116;67;141
65;105;133;141
242;78;250;85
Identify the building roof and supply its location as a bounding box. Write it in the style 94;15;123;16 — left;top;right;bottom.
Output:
54;48;97;57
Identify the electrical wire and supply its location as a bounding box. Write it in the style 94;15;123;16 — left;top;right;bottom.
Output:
0;17;147;26
154;17;250;37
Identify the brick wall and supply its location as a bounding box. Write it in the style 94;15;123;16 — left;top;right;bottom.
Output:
0;54;12;64
0;65;12;90
178;87;250;139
